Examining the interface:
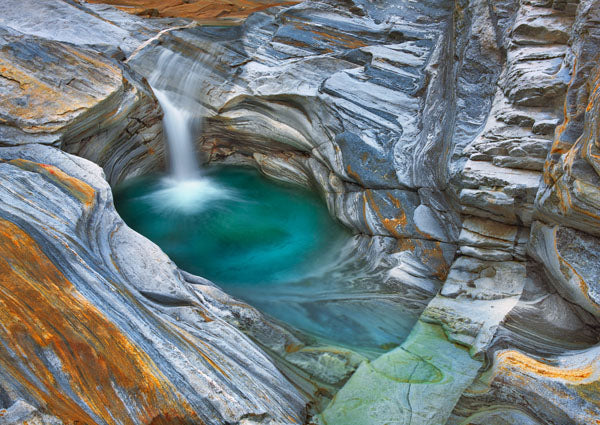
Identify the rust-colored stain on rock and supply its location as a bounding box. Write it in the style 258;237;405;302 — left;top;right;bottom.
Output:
0;43;121;133
496;350;596;383
0;218;201;425
422;242;451;280
364;189;408;238
6;158;96;208
86;0;299;21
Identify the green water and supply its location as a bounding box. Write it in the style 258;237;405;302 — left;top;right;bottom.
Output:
114;166;417;353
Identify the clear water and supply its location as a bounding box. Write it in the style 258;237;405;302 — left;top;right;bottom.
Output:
114;167;418;353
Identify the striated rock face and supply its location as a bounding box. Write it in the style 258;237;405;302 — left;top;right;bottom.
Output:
85;0;300;22
0;2;310;423
0;144;306;424
535;2;600;236
126;0;463;371
2;0;600;424
0;0;172;184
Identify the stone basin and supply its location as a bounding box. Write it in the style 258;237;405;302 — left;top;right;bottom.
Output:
114;165;419;355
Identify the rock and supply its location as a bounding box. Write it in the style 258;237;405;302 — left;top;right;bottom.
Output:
424;257;527;355
460;160;540;225
499;263;600;351
532;118;559;134
459;346;600;424
124;4;466;399
0;18;166;185
448;408;546;425
318;254;528;424
0;144;306;424
0;0;171;55
458;217;528;260
0;401;62;425
0;31;122;144
459;188;519;224
528;221;600;317
85;0;298;22
502;46;570;107
2;0;600;423
511;4;572;45
317;321;482;425
535;2;600;237
492;155;546;170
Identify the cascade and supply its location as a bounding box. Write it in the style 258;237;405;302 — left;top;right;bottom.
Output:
146;49;232;212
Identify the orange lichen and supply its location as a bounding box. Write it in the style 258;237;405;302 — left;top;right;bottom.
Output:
195;306;214;322
496;350;595;383
86;0;299;21
168;324;230;379
346;164;363;184
287;20;367;50
284;343;303;353
386;192;401;209
0;218;200;425
364;189;408;237
397;238;416;252
6;159;96;209
307;28;367;49
0;48;120;132
422;242;451;280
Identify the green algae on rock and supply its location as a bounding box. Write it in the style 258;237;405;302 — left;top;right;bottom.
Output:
317;321;482;425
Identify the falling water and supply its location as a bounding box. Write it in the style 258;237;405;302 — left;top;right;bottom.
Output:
153;89;200;181
149;48;211;179
147;48;232;211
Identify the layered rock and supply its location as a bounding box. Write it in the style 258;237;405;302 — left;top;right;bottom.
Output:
446;1;600;424
0;0;172;184
85;0;300;22
0;144;306;424
0;1;311;423
88;0;600;422
122;0;466;397
1;0;600;424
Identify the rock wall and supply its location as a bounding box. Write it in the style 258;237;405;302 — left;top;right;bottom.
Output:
84;0;301;22
1;0;600;424
323;0;600;423
0;145;306;425
0;1;310;424
124;0;600;422
0;0;190;184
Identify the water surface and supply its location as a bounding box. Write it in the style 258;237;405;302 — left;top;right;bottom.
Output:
114;166;417;354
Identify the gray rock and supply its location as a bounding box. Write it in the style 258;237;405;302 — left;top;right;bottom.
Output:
2;0;600;423
0;144;306;424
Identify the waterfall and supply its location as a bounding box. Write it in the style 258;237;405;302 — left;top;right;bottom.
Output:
146;48;232;212
149;47;217;180
152;88;200;180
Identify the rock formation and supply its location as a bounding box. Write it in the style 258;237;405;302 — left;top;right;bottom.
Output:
85;0;300;22
0;0;600;424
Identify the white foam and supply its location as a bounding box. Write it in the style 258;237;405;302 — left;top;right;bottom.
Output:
141;177;235;215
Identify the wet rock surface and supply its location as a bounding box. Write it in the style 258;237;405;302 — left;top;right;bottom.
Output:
1;0;600;424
